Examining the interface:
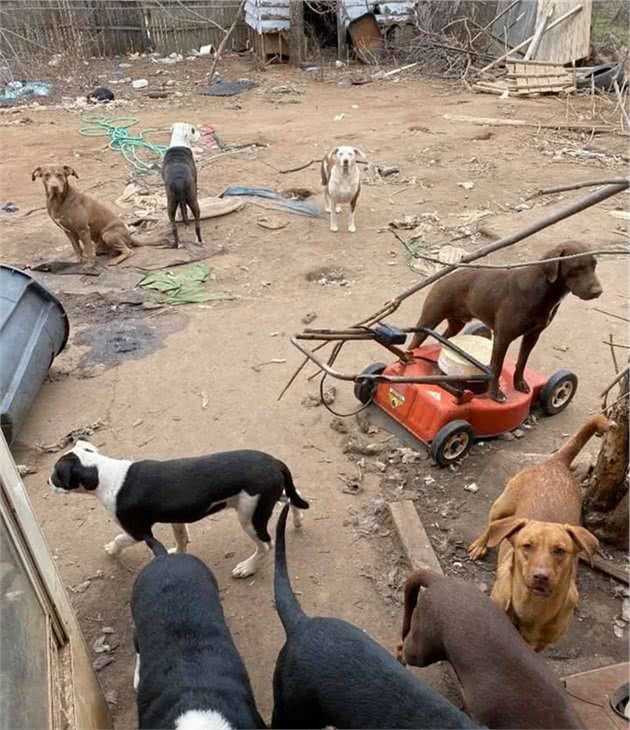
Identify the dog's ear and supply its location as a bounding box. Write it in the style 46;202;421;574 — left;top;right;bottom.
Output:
564;525;599;561
55;453;99;491
353;147;367;160
63;165;78;179
31;166;43;181
486;517;528;548
542;247;564;283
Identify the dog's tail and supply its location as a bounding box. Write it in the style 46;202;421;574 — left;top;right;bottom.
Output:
274;504;307;636
144;535;168;558
281;463;309;510
401;569;439;642
550;415;613;467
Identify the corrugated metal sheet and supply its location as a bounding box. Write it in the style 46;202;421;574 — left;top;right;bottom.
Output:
245;0;289;34
342;1;414;27
491;0;538;48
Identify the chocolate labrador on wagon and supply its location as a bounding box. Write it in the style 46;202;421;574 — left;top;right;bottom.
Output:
407;241;602;400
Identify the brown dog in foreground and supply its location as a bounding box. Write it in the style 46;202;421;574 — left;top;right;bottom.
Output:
33;164;141;267
398;569;584;729
468;415;611;651
407;242;602;401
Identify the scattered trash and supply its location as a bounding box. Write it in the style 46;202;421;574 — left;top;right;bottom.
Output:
458;181;475;190
0;202;18;214
48;54;63;67
139;263;218;305
198;44;214;56
498;431;516;442
343;435;384;456
131;79;148;90
376;164;400;177
305;266;349;287
16;464;37;476
37;419;107;453
200;390;209;409
334;114;346;121
338;460;364;494
609;210;630;221
330;417;349;434
302;387;337;408
257;216;288;231
0;81;50;106
70;580;92;594
302;312;317;325
201;79;256;97
424;475;436;486
396;447;422;464
132;418;144;427
87;86;114;103
93;655;114;672
464;482;479;493
221;187;321;218
389;215;421;230
553;344;569;353
251;358;287;373
513;428;525;439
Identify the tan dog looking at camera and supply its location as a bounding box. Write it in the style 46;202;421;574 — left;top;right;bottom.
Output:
32;164;142;267
468;415;611;651
320;146;365;233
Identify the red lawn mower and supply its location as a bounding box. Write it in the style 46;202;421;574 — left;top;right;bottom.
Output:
291;322;577;467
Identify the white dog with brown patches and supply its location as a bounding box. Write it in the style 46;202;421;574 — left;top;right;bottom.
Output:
321;146;365;233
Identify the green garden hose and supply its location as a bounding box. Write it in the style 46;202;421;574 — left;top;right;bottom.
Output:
79;114;168;174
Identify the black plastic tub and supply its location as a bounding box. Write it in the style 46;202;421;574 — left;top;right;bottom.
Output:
0;266;69;444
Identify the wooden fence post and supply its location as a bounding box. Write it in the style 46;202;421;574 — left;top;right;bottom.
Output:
289;0;305;66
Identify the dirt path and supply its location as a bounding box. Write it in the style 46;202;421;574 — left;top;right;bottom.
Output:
2;60;628;726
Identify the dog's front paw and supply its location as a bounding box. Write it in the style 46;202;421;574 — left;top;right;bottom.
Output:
468;540;487;561
330;224;339;233
335;205;342;213
104;541;120;557
514;378;530;394
348;224;356;233
232;559;257;579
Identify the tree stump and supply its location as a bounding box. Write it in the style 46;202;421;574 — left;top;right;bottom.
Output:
583;369;629;549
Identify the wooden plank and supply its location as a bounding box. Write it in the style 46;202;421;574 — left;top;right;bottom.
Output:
562;663;629;730
389;500;443;574
524;4;553;61
535;0;592;64
580;554;629;585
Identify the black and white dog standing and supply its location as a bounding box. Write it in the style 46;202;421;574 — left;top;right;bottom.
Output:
132;541;266;729
272;505;478;729
48;441;308;578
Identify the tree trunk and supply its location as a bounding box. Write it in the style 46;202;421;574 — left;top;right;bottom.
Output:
583;371;629;550
289;1;305;66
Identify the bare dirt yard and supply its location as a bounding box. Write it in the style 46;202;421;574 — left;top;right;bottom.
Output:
2;53;629;727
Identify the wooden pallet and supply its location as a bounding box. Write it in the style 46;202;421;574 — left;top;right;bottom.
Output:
506;58;575;95
474;59;575;97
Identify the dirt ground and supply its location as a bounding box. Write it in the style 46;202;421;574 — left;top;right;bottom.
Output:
2;54;629;727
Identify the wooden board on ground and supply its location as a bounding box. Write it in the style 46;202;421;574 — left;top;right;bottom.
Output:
389;500;443;574
534;0;592;64
506;58;575;95
562;662;629;730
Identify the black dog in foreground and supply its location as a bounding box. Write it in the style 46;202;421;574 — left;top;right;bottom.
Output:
132;540;265;730
271;505;478;729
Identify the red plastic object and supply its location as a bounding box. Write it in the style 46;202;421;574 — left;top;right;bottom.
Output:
372;343;546;445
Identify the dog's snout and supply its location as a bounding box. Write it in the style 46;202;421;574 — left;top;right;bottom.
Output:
532;569;551;586
589;283;603;298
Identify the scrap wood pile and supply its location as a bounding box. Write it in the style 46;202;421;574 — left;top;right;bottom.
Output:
392;0;629;133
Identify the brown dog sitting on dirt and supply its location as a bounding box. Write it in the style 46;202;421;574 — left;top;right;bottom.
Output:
398;569;584;729
468;415;611;651
407;242;603;401
32;164;142;267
